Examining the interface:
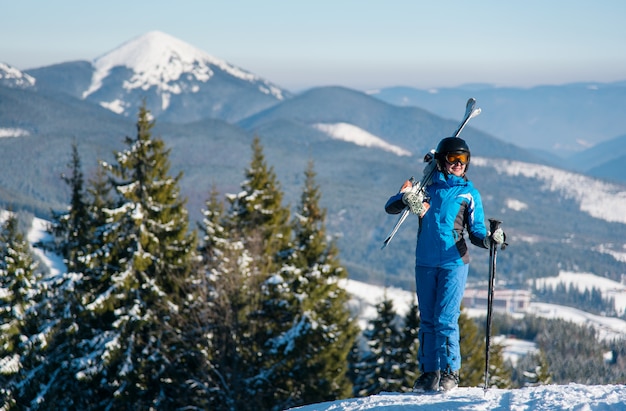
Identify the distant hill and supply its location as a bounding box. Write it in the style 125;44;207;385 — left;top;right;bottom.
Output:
238;86;542;164
369;83;626;154
566;133;626;183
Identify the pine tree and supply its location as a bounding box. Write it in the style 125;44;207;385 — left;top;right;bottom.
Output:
0;214;46;409
459;310;511;388
47;143;91;273
197;139;296;411
203;238;261;411
228;136;294;409
157;188;227;408
347;338;365;397
353;294;405;396
458;310;486;386
12;145;106;408
200;157;358;410
197;186;227;264
21;146;121;410
533;349;552;385
193;185;257;410
519;348;552;387
485;341;512;389
226;136;291;275
39;104;198;409
261;160;358;408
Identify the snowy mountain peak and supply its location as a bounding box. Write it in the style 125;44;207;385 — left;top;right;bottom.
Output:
92;30;212;76
83;30;285;106
0;62;36;89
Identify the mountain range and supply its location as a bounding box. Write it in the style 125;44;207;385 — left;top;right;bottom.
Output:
1;30;625;296
369;85;626;183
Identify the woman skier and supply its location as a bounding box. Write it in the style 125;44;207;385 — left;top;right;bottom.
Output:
385;136;505;391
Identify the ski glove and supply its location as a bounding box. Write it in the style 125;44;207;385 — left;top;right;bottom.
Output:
402;183;426;216
483;228;506;248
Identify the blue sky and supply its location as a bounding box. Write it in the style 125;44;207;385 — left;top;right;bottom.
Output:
2;0;626;91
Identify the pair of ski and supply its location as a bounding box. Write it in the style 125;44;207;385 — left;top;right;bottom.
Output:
382;98;505;391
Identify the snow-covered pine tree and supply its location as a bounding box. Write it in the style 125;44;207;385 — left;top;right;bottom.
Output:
261;160;358;409
352;295;405;396
532;349;552;385
47;143;91;273
191;185;255;409
196;138;296;411
0;214;47;409
21;144;93;409
291;160;358;401
226;136;291;276
44;104;197;408
140;187;230;408
197;186;227;264
518;348;552;387
346;338;364;397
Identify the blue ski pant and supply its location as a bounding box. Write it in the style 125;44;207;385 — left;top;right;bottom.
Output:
415;263;468;373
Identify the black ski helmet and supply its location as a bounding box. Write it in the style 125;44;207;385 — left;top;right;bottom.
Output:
435;137;471;172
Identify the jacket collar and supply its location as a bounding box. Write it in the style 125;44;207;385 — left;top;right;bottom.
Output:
434;170;468;187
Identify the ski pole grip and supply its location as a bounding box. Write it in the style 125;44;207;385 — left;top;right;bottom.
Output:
488;218;507;250
488;219;502;233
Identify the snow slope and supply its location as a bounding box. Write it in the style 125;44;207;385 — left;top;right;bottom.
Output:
473;157;626;225
288;384;626;411
0;128;29;138
26;216;66;276
313;122;412;157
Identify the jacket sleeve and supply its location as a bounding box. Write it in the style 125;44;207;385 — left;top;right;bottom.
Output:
467;188;489;249
385;192;406;214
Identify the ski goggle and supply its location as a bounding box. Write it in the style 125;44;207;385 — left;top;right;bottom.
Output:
445;152;469;165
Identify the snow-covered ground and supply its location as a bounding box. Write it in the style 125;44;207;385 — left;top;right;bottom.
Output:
26;216;66;276
288;384;626;411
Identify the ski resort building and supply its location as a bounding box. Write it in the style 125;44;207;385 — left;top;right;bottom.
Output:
462;289;531;313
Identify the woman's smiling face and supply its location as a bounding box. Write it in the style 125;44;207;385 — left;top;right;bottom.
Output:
445;159;466;177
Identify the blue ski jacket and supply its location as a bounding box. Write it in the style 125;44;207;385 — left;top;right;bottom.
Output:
385;170;488;267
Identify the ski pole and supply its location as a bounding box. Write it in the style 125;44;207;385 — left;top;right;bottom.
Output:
484;218;502;390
